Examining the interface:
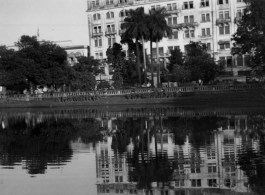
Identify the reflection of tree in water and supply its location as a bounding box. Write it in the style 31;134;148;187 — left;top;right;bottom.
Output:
111;118;141;154
112;117;174;190
237;133;265;195
0;116;102;175
165;116;226;146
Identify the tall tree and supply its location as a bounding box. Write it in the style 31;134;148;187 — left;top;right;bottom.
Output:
121;7;149;85
184;41;224;83
147;7;172;87
232;0;265;70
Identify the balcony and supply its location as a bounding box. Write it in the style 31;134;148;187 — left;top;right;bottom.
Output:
198;34;212;39
234;17;242;23
166;8;181;15
216;18;231;25
170;22;198;30
119;29;126;35
92;32;103;38
105;3;115;8
87;4;100;11
105;30;117;36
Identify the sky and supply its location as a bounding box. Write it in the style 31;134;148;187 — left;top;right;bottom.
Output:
0;0;89;47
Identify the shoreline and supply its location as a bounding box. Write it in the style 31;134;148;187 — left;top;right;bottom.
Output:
0;89;265;108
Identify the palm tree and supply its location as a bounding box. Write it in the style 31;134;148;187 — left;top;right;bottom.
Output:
121;7;149;85
147;7;172;87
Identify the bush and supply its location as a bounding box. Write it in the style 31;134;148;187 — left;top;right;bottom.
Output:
97;81;110;90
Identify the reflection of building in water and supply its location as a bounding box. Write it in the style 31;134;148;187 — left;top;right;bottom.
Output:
95;115;261;195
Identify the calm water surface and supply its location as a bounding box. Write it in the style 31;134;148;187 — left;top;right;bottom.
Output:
1;107;265;195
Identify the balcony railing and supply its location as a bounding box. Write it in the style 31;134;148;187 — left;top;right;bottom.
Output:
105;30;116;36
92;32;103;37
198;34;212;38
166;9;180;15
216;18;231;25
170;22;198;29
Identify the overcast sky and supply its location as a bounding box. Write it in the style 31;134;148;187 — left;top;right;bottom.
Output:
0;0;89;46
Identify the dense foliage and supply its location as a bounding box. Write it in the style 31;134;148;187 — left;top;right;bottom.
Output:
0;35;100;93
232;0;265;71
164;42;224;83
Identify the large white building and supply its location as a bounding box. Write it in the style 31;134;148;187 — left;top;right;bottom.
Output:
86;0;250;76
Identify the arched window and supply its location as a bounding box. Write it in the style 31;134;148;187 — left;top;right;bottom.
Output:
106;11;114;19
119;10;129;17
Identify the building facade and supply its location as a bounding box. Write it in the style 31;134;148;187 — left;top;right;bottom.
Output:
86;0;249;76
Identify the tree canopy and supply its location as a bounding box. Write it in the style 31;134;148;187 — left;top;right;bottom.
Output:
0;35;99;92
232;0;265;70
166;42;224;83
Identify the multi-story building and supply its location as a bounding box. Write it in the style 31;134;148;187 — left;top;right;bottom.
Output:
86;0;250;76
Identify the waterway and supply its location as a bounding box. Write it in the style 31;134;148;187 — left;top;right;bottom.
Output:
1;106;265;195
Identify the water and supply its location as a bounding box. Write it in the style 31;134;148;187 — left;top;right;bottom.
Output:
1;106;265;195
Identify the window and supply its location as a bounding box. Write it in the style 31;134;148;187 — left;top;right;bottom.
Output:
190;15;194;23
202;28;210;36
106;0;114;5
168;32;178;39
224;134;234;144
115;176;123;182
237;0;243;2
168;46;179;52
218;0;229;4
167;3;177;11
120;10;128;17
183;1;193;9
219;25;230;35
208;164;217;173
106;24;115;32
236;10;243;18
191;179;201;187
208;179;217;187
93;13;101;20
184;30;195;38
159;47;164;56
168;17;178;25
175;179;185;187
225;25;230;34
151;5;155;10
92;0;99;7
184;15;194;23
219;42;230;50
201;13;210;22
225;11;230;19
191;166;201;173
190;30;195;37
219;12;224;19
93;26;102;33
227;56;232;67
106;11;114;19
207;43;211;50
201;0;209;7
95;52;103;59
108;37;116;47
120;0;127;3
